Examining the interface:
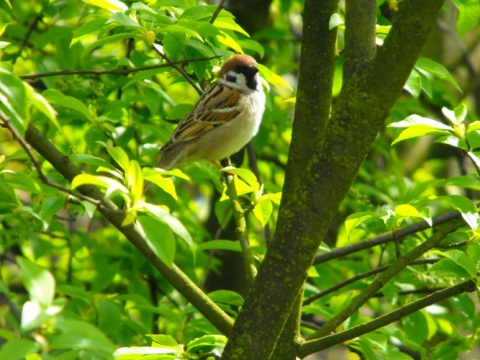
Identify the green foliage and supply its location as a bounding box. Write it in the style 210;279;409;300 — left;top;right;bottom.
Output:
0;0;479;359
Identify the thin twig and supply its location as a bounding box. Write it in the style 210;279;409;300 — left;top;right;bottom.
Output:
210;0;226;24
224;174;257;285
247;142;274;244
0;116;101;206
20;55;222;80
13;14;42;65
299;279;477;357
152;43;204;95
313;210;462;265
303;258;439;305
308;218;465;340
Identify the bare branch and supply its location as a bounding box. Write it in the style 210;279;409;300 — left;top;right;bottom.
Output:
20;55;222;81
152;44;204;95
303;258;440;305
210;0;226;24
0;116;101;206
299;279;477;357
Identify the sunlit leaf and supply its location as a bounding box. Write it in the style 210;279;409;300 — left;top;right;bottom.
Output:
17;257;55;307
257;63;292;91
253;198;272;227
440;195;479;229
196;240;241;253
43;89;94;122
137;215;176;268
329;13;344;29
106;146;130;172
143;203;193;247
83;0;128;11
415;57;462;92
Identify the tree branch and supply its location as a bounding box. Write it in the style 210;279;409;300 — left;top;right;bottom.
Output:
0;116;101;206
313;210;461;265
299;279;477;357
221;1;340;358
210;0;226;24
224;174;257;285
303;258;440;305
152;43;204;95
343;0;377;81
308;218;464;340
19;55;222;81
23;124;234;336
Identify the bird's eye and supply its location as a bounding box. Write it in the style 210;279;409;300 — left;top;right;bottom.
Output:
226;74;237;82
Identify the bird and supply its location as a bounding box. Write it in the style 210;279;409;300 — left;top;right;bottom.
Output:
145;54;266;192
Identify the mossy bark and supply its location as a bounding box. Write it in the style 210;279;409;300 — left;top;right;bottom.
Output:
221;0;445;359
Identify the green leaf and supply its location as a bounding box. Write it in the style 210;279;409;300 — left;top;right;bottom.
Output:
217;31;243;53
166;103;193;120
389;114;453;144
253;198;273;227
51;317;115;355
85;32;139;53
395;204;432;226
257;63;292;91
84;0;128;11
106;146;130;172
329;13;344;29
404;69;422;98
237;39;264;58
440;195;479;229
39;196;65;230
25;85;59;128
0;339;39;360
127;160;144;199
143;169;178;200
71;174;120;190
17;257;55;306
71;18;106;45
415;57;462;92
344;212;376;239
196;240;241;253
137;215;176;268
0;71;27;133
148;334;179;347
107;12;142;29
457;0;480;36
441;249;477;278
187;334;227;353
428;258;471;279
221;166;259;193
143;204;193;247
70;153;117;171
208;290;244;307
389;115;452;131
212;17;249;36
114;346;178;359
21;299;64;331
98;298;122;335
43;89;94;122
1;170;42;193
439;175;480;191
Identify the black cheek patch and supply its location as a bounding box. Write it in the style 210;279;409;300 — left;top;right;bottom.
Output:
226;74;237;82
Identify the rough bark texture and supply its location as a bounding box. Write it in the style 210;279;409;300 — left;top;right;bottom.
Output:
221;0;445;359
221;0;340;358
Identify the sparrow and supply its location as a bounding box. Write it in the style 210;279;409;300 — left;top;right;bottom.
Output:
152;54;266;172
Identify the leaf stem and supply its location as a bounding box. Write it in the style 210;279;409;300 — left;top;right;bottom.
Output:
224;174;257;285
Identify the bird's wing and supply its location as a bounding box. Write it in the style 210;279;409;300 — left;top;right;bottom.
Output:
166;83;242;146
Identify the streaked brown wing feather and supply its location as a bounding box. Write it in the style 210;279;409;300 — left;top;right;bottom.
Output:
166;83;242;146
